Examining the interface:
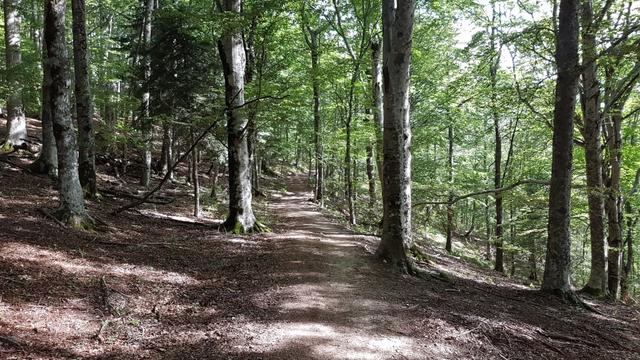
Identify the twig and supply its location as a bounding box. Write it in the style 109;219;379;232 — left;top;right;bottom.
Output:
93;320;109;343
38;208;67;228
113;118;223;215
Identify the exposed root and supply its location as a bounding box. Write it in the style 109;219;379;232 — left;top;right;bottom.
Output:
219;218;271;234
543;289;604;315
38;208;95;231
26;158;58;178
579;285;608;298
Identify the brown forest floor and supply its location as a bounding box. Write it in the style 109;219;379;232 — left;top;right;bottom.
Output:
1;143;640;358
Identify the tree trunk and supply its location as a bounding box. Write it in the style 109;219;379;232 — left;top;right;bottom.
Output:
139;0;153;187
621;201;636;299
345;85;356;225
490;5;504;273
306;29;324;205
376;0;415;272
605;110;623;299
29;38;58;177
366;143;375;205
159;123;174;180
541;0;579;295
2;0;27;151
210;160;219;200
72;0;96;198
191;130;201;218
371;40;384;186
217;0;260;233
579;0;607;296
45;0;89;228
446;124;454;253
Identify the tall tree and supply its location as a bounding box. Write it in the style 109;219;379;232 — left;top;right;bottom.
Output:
140;0;154;187
45;0;89;228
371;39;383;186
217;0;262;233
490;2;504;273
72;0;97;197
541;0;579;296
29;39;58;177
301;5;325;205
579;0;607;296
376;0;415;272
2;0;28;151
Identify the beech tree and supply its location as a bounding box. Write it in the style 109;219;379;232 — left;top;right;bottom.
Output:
541;0;579;297
2;0;28;151
72;0;97;197
217;0;263;233
376;0;415;271
45;0;89;228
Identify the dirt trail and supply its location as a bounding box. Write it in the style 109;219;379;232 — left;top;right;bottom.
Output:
231;175;438;359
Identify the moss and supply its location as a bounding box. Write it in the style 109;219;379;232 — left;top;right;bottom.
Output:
1;140;14;154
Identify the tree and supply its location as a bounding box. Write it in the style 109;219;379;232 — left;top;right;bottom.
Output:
139;0;154;187
579;0;607;296
376;0;415;272
72;0;97;197
45;0;90;228
2;0;28;151
29;39;58;178
301;3;325;205
541;0;579;296
489;1;504;273
217;0;264;233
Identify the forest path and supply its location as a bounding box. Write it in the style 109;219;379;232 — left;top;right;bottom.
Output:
238;177;432;359
230;175;472;359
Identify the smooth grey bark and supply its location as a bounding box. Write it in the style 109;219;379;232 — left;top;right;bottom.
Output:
2;0;27;151
542;0;579;295
371;40;384;186
45;0;88;227
72;0;96;197
139;0;153;187
217;0;259;233
376;0;415;272
579;0;607;296
29;38;58;177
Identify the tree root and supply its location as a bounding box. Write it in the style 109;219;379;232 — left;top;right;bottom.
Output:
219;218;271;234
543;288;604;315
38;208;95;231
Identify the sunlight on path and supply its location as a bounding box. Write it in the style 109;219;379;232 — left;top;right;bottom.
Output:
228;177;450;359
